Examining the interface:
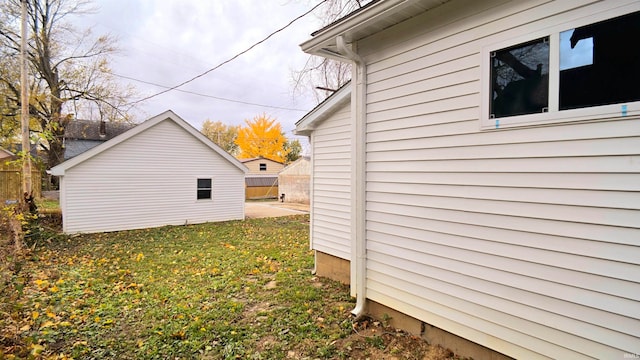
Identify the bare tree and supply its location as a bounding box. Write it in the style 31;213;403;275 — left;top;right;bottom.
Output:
0;0;136;170
292;0;371;103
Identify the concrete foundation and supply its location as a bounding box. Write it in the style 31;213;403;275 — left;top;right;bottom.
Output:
314;251;350;284
315;250;514;360
367;300;514;360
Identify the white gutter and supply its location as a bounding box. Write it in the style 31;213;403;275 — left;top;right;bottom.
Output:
300;0;410;55
336;35;367;319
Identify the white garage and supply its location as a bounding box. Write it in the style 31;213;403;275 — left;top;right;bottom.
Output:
50;110;247;234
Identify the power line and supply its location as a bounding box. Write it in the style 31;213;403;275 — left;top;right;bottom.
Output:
127;0;328;106
113;72;308;112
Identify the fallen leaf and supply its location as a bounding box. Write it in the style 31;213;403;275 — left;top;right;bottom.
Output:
40;320;56;329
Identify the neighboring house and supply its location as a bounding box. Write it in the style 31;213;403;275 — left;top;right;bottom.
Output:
240;157;284;200
298;1;640;359
64;119;135;160
49;110;247;234
277;156;311;204
240;156;284;174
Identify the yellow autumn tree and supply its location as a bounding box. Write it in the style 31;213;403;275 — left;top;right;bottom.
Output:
235;114;289;163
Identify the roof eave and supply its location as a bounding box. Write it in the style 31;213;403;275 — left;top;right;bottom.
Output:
295;84;351;136
300;0;450;58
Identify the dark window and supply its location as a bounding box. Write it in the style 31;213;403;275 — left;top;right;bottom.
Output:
197;178;212;200
490;37;549;118
259;163;267;171
559;10;640;110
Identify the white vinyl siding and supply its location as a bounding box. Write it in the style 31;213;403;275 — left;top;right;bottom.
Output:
310;102;352;259
61;119;245;233
359;0;640;359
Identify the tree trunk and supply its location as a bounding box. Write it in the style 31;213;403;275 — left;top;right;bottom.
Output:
47;124;65;169
45;96;68;188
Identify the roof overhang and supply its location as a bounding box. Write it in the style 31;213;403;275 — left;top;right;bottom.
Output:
294;83;351;136
300;0;450;60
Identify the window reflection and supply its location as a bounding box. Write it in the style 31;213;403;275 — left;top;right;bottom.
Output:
490;37;549;118
560;11;640;110
560;30;593;71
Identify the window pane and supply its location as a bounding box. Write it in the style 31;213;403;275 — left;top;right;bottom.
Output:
560;30;593;71
197;178;211;189
259;163;267;171
197;178;212;200
197;189;211;200
490;37;549;118
560;11;640;110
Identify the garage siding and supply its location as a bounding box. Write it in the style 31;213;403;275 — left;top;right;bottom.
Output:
359;0;640;358
61;119;245;233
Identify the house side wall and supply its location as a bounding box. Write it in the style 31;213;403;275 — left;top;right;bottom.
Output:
311;102;352;260
359;0;640;359
242;159;284;174
62;120;245;233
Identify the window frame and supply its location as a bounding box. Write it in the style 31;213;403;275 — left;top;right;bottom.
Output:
196;177;213;201
480;5;640;130
259;163;267;171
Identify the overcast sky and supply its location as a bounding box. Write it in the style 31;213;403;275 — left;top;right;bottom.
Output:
81;0;327;149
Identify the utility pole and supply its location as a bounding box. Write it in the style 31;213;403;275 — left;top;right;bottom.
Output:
20;0;32;198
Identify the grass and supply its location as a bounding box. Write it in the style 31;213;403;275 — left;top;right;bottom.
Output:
1;210;462;359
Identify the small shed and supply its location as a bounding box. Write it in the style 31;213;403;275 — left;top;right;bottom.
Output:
49;110;247;234
278;157;310;204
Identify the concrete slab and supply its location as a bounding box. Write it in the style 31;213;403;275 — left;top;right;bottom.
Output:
245;201;309;219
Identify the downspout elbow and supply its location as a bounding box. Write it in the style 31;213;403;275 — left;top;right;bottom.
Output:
336;35;362;64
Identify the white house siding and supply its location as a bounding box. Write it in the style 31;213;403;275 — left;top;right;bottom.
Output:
311;102;352;260
358;0;640;359
61;119;245;233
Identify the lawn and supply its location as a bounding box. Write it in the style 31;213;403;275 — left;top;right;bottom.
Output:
1;212;458;359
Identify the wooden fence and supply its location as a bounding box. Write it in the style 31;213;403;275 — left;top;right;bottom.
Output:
0;161;41;202
245;186;279;200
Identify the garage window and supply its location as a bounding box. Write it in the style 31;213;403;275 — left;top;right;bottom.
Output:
197;178;212;200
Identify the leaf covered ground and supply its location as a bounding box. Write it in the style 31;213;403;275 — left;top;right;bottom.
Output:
1;214;463;359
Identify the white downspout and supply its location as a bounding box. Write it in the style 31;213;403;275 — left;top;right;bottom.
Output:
336;35;367;319
309;135;317;275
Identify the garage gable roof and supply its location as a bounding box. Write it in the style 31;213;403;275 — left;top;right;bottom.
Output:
49;110;248;176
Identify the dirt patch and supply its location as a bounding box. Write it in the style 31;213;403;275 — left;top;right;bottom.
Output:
329;317;466;360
